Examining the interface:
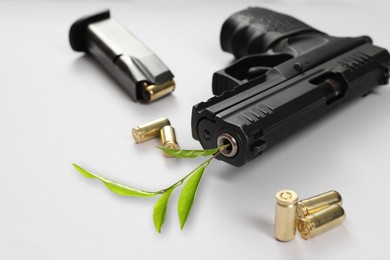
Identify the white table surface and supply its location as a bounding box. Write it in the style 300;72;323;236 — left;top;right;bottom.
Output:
1;1;390;259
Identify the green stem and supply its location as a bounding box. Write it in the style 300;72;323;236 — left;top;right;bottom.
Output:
158;160;210;193
158;147;226;194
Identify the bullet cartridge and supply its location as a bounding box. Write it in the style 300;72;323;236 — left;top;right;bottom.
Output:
296;190;342;218
297;204;345;240
132;117;170;143
274;189;298;242
143;80;176;102
160;125;179;157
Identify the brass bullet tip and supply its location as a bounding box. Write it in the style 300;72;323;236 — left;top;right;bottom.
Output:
143;80;176;102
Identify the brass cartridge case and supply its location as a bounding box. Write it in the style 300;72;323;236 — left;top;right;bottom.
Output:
297;204;345;240
132;118;170;143
160;125;179;157
275;190;299;242
297;190;342;218
143;80;176;102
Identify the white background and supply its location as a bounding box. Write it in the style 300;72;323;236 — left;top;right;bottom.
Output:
1;1;390;259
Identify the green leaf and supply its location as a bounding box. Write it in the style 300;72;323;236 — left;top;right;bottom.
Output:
153;187;175;233
177;161;209;229
73;164;158;198
157;146;223;158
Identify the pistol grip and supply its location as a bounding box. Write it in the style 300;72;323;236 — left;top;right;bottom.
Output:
221;7;320;58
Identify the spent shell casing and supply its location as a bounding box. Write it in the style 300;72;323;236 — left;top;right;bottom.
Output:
160;125;179;157
132;117;170;143
274;189;299;242
297;204;345;240
297;190;342;218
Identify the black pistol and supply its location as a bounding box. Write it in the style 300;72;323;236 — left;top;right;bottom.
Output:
191;7;390;166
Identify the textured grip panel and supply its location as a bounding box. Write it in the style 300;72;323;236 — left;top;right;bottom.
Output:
221;7;320;58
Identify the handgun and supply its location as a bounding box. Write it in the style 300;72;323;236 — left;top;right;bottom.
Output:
191;7;390;166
